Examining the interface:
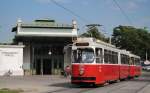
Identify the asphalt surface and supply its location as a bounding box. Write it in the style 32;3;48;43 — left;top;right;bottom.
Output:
0;71;150;93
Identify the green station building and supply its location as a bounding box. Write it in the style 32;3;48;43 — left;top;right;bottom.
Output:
12;19;78;75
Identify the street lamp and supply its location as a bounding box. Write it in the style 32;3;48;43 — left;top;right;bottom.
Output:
48;50;52;55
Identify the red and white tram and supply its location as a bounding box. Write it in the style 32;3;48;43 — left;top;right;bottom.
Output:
71;38;141;85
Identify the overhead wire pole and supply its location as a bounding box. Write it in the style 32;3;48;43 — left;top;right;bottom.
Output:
101;26;112;44
112;0;133;25
50;0;90;23
86;24;102;37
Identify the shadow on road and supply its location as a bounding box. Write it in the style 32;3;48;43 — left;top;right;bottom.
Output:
49;72;150;89
49;82;98;88
49;82;75;88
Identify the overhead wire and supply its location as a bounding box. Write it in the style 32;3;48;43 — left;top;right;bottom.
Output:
112;0;133;25
50;0;90;23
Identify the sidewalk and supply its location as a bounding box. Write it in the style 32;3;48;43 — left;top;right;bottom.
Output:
0;75;71;93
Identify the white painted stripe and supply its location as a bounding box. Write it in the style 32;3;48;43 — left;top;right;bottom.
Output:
72;63;126;66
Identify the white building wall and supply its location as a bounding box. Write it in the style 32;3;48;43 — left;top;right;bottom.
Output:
0;45;24;76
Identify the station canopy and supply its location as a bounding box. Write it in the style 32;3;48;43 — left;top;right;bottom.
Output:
12;19;78;43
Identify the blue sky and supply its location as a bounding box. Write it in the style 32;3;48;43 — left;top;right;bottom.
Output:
0;0;150;43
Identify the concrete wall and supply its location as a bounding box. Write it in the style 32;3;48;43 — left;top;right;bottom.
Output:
0;45;24;76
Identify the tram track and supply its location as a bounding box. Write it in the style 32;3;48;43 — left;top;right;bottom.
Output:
47;87;94;93
47;76;150;93
47;80;129;93
135;82;150;93
99;81;129;93
48;82;99;93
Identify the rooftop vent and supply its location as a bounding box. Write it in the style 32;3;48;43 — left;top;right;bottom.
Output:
35;19;55;23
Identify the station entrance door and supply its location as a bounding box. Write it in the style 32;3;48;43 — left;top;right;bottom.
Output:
33;44;64;75
36;58;52;75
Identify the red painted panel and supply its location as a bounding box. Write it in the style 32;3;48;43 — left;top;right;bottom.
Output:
135;66;141;76
102;65;119;81
119;65;129;79
71;64;141;85
129;65;136;77
71;64;119;84
71;64;105;84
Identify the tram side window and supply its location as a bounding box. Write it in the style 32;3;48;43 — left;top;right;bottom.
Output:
104;49;109;63
112;52;118;64
116;52;119;64
112;51;114;64
135;58;137;65
130;57;134;65
121;54;129;64
129;57;132;65
72;50;78;63
135;58;140;66
126;56;129;64
121;54;124;64
104;50;118;64
121;54;126;64
96;48;103;63
138;58;141;65
108;50;112;64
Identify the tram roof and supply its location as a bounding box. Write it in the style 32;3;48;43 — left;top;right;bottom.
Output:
75;38;136;55
76;38;115;47
129;53;140;58
74;38;140;58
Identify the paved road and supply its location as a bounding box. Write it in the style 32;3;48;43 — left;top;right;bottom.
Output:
0;72;150;93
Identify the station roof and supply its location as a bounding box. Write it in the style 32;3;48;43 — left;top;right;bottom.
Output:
12;19;73;32
12;18;78;42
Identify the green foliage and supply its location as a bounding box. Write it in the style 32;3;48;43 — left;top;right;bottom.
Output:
112;25;150;60
0;88;23;93
81;26;107;42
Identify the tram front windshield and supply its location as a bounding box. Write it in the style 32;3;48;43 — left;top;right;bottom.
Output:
72;48;94;63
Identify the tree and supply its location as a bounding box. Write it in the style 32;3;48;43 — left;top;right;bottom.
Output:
81;24;107;42
112;25;150;60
